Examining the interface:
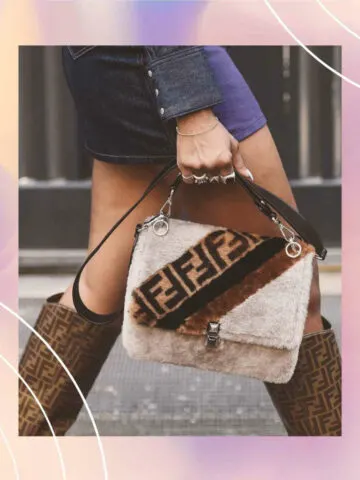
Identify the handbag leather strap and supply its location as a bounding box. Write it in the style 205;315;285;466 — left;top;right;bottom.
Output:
72;160;327;325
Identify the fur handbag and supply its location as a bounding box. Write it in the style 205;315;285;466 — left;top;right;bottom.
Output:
72;162;327;384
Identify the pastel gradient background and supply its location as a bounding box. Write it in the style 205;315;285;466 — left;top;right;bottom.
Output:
0;1;357;479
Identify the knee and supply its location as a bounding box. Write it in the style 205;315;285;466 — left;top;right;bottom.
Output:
78;267;125;323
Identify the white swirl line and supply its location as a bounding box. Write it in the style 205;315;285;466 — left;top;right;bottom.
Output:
263;0;360;89
0;302;108;480
315;0;360;41
0;354;66;479
0;423;20;480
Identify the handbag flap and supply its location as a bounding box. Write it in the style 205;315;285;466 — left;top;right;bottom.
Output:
125;218;315;351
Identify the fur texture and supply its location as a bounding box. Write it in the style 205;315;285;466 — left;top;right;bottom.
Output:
122;321;302;384
123;218;315;383
219;252;314;349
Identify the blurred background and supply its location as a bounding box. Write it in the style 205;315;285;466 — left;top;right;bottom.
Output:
18;46;341;435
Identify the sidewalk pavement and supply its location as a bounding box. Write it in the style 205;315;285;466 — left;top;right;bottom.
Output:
19;271;341;436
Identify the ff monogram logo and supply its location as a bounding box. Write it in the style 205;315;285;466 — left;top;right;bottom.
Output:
131;230;265;326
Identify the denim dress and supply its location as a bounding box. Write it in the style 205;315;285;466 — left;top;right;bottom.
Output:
62;46;266;164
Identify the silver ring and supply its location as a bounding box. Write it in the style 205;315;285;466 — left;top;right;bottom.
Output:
182;174;195;184
220;171;236;184
193;174;209;185
209;176;220;183
285;241;302;259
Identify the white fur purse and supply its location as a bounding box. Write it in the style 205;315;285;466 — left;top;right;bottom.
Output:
72;164;327;384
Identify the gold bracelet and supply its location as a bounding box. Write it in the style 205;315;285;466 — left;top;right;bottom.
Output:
176;117;219;136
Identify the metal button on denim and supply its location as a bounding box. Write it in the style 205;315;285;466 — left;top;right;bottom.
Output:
148;70;153;77
160;107;165;115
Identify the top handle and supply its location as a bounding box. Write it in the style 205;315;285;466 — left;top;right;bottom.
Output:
154;172;327;261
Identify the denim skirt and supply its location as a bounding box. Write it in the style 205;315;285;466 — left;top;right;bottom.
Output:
62;46;266;165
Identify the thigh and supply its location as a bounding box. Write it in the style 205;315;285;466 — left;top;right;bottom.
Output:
78;160;176;314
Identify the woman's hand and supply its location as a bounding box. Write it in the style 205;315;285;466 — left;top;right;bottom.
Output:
176;109;253;183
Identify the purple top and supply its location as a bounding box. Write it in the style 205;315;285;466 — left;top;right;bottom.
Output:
204;46;267;142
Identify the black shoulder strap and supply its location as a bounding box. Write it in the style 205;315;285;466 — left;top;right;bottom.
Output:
234;172;327;261
72;160;326;324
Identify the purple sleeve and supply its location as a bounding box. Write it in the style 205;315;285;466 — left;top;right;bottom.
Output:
203;47;267;141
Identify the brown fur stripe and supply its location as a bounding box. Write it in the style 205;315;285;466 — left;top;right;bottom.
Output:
179;242;313;335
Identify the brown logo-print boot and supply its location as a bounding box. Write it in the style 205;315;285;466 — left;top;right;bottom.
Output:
265;318;341;436
18;293;123;436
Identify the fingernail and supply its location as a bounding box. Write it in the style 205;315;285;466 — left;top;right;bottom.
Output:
245;168;254;181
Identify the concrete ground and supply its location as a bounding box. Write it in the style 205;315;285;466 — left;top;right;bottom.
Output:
19;271;341;436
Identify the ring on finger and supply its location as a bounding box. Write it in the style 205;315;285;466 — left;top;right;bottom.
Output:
220;171;236;184
193;173;209;185
182;174;195;184
209;175;220;183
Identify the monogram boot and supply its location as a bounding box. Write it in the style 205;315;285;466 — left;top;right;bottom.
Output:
265;318;341;436
19;293;122;436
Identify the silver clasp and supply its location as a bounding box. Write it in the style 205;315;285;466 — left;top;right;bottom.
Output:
150;187;176;237
279;224;296;243
136;213;169;237
206;322;221;348
159;187;175;217
272;216;302;259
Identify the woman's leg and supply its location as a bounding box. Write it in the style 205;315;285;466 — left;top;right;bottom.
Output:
19;160;174;435
60;160;174;314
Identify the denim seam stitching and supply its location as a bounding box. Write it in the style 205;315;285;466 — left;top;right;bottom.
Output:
141;62;178;148
161;98;223;121
67;46;97;60
145;47;202;68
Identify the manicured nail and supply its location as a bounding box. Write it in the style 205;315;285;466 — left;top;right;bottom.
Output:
245;168;254;181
